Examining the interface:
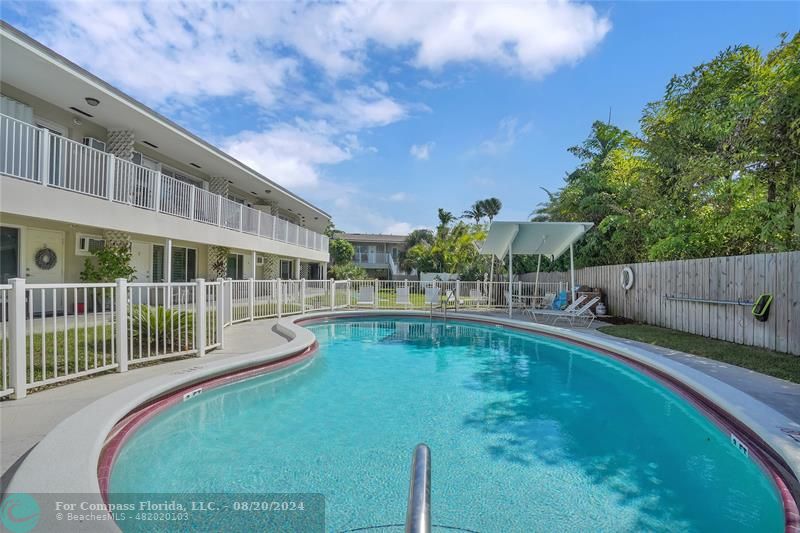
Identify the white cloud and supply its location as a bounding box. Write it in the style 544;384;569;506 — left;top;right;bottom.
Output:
388;192;409;202
410;142;435;160
223;122;355;188
384;222;413;234
475;117;533;156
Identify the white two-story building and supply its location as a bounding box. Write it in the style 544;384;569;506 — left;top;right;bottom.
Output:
0;22;330;289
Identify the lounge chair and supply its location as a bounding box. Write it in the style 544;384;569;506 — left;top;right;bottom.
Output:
356;286;375;307
552;297;601;327
529;295;588;323
538;292;556;309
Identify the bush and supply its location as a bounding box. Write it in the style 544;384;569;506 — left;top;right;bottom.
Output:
80;244;136;283
330;262;369;280
129;305;194;352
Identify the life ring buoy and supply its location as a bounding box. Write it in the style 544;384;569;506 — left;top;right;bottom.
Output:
621;267;634;291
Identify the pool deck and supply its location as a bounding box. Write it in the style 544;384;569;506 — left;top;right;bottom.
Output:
3;312;800;494
0;319;287;487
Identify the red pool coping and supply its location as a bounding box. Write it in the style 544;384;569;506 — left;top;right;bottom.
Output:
97;342;317;499
300;313;800;532
96;313;799;531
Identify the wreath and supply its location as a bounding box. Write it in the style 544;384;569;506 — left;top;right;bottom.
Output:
35;247;58;270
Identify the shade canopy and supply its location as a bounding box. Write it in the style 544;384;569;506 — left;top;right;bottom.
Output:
481;221;594;260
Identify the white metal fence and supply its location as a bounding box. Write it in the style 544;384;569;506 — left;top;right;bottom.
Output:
0;113;328;252
0;278;567;400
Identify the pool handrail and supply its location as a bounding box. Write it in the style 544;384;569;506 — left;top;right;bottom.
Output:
405;443;431;533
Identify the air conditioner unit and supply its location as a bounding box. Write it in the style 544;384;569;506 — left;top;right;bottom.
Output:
76;234;105;255
83;137;106;152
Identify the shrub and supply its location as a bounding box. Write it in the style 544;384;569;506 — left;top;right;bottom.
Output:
129;305;194;353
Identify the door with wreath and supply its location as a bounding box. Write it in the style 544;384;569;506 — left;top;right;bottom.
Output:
26;228;65;315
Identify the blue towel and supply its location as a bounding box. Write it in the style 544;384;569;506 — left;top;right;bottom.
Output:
552;291;568;310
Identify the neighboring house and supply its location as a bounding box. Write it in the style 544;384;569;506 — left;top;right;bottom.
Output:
340;233;414;280
0;22;330;290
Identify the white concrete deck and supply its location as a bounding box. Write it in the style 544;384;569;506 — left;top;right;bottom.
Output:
1;319;286;482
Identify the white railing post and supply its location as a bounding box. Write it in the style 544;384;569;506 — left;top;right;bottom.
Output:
154;171;163;213
106;155;116;200
301;279;306;315
115;278;128;373
39;129;50;185
189;186;196;221
195;279;206;357
249;278;255;321
455;279;461;312
373;279;378;309
272;215;277;240
8;278;27;400
277;280;283;318
330;278;335;310
216;197;223;226
216;278;226;348
239;206;243;232
346;279;352;309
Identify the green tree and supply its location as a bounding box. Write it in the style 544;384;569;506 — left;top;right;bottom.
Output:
80;244;136;282
461;202;485;224
478;197;503;222
329;238;355;265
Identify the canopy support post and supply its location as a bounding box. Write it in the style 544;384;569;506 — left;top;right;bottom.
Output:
508;242;513;318
489;257;495;306
534;254;541;299
569;243;576;301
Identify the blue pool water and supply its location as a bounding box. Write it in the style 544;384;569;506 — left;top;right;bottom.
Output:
109;318;783;532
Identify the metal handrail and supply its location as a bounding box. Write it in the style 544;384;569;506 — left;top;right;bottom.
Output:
664;294;754;306
405;443;431;533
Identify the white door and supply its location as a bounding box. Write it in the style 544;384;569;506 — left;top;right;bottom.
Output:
368;245;376;264
25;228;65;314
130;241;151;282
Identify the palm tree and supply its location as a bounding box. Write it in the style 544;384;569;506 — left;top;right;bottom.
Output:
437;208;455;228
478;197;502;223
461;201;485;224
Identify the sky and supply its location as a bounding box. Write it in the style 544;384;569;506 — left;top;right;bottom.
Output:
3;1;798;234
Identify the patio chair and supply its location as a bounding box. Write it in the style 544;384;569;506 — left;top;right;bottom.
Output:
424;287;441;308
538;292;556;309
529;295;588;323
552;297;601;328
396;287;411;307
356;286;375;307
468;288;488;307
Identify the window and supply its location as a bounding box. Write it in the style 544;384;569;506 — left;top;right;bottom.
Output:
152;245;196;282
227;254;244;279
132;151;160;171
75;233;105;256
161;165;202;188
280;260;294;280
0;226;20;283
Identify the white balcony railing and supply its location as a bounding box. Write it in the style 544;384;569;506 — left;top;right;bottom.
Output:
0;113;329;253
354;252;392;265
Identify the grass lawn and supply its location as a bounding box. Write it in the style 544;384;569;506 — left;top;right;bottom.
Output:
598;324;800;383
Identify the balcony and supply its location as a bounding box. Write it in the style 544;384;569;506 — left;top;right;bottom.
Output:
354;252;392;267
0;113;328;253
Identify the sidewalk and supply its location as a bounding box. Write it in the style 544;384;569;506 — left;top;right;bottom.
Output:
0;319;286;481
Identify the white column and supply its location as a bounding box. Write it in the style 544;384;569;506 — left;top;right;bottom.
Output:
294;257;301;280
216;277;226;348
115;278;128;373
195;279;206;357
251;250;257;280
165;238;173;308
322;262;328;280
507;243;513;318
8;278;27;399
165;239;173;283
570;243;576;301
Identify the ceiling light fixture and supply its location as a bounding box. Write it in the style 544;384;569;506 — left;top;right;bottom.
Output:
85;97;100;107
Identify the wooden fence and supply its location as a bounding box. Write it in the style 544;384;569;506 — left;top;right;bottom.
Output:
520;251;800;355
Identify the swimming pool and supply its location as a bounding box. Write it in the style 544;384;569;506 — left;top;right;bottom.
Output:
108;317;785;531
